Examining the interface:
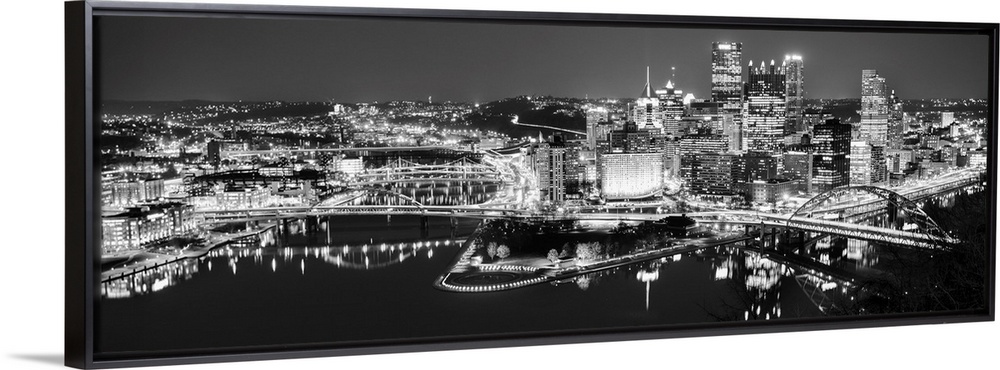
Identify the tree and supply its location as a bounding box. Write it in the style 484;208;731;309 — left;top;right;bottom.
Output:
496;244;511;260
547;249;560;264
486;242;498;260
575;242;603;263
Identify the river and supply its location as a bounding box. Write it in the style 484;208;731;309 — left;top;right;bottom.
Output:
94;187;983;359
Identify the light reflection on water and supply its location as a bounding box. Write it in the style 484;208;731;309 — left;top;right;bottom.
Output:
101;225;460;299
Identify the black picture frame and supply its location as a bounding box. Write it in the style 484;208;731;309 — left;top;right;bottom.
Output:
65;1;998;368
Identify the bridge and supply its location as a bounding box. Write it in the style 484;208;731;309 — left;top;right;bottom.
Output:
512;116;586;136
355;157;506;186
220;145;473;157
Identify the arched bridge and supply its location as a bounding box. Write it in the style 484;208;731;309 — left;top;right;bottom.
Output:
791;185;949;239
355;157;506;186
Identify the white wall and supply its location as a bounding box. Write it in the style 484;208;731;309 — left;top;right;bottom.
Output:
2;1;996;369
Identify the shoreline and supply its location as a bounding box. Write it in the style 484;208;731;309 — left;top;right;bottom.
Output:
434;233;755;293
100;222;278;283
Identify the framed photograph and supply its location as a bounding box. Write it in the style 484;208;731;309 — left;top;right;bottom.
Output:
65;0;997;368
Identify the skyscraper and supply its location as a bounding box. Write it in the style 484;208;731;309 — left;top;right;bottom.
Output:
860;69;889;146
533;140;567;203
656;78;685;137
784;55;805;134
711;42;743;125
586;106;609;150
812;119;851;193
744;60;786;156
634;67;663;131
850;141;873;186
887;90;904;149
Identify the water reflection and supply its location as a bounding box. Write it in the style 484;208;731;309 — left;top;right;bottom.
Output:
102;227;461;299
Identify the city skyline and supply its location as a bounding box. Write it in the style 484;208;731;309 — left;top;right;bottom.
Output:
97;15;991;103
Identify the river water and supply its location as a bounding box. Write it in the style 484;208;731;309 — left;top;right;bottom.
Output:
94;187;981;358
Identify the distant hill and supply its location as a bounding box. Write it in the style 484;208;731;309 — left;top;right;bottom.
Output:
99;100;220;116
459;96;585;137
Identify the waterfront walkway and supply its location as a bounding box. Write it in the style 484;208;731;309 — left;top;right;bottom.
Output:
434;234;755;293
100;223;277;283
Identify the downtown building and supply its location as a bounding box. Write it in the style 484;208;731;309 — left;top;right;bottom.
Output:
743;60;786;157
860;69;889;146
101;202;196;254
887;90;905;150
633;68;663;131
784;55;805;134
656;78;685;137
600;120;664;200
585;106;610;150
811;119;851;193
850;141;887;186
533;138;568;203
711;42;744;128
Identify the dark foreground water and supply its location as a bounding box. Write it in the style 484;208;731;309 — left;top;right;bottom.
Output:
95;188;983;358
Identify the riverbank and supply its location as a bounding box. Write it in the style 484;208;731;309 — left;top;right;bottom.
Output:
434;233;754;293
100;222;278;283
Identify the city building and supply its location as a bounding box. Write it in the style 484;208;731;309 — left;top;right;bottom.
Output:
609;122;663;153
784;55;805;134
850;142;887;185
860;69;889;145
101;202;195;254
687;153;739;201
941;111;955;126
747;178;800;204
968;149;988;168
600;153;664;200
585;106;609;150
110;178;165;208
743;60;786;156
735;152;780;184
887;90;904;149
812;119;851;192
633;68;663;131
783;150;813;193
711;42;744;125
206;140;222;166
655;78;685;137
217;185;269;210
533;140;568;203
679;132;729;179
850;141;872;186
801;109;833;134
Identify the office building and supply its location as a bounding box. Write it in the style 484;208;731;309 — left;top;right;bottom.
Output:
600;153;664;200
711;42;744;125
533;140;568;203
887;90;904;149
744;60;786;156
860;69;889;145
101;202;196;254
812;119;851;192
586;106;609;150
784;55;805;134
656;78;685;137
687;153;739;201
634;67;663;131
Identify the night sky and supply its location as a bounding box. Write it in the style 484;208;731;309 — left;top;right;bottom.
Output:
96;14;990;103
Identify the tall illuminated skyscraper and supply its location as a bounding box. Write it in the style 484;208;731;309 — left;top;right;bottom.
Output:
784;55;805;134
887;89;904;149
744;60;786;156
860;69;889;145
812;119;851;193
585;106;609;150
656;73;685;137
634;67;663;131
711;42;743;125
